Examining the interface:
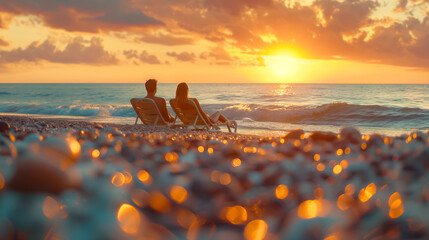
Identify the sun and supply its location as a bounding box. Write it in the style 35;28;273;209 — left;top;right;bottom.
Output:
264;55;299;78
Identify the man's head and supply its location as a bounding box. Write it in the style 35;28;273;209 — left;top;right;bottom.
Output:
145;79;157;94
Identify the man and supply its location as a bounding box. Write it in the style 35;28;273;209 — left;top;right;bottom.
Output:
144;79;174;123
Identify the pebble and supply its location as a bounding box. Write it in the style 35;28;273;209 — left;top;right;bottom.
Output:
0;116;428;240
0;121;10;133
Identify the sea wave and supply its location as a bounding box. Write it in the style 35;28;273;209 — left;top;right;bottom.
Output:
0;102;428;129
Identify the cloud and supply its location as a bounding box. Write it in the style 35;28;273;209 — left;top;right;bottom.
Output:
204;0;275;15
123;49;162;64
0;0;163;32
0;37;118;65
166;51;196;62
394;0;409;13
138;32;194;46
0;37;9;47
200;45;232;61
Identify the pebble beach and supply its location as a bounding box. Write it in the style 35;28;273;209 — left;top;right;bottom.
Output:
1;115;429;240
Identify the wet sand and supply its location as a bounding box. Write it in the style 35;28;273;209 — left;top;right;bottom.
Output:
0;115;428;240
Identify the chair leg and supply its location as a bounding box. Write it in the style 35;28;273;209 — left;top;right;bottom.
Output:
135;116;139;125
226;123;232;133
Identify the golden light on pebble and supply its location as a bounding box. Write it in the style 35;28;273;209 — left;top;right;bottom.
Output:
333;165;342;175
345;184;355;195
336;149;343;156
111;172;126;187
117;204;140;234
170;186;188;203
298;200;322;219
340;160;348;169
123;171;133;184
361;143;367;150
131;189;148;207
358;183;376;202
314;154;320;161
271;142;277;147
314;187;324;199
68;138;81;155
389;192;404;218
148;192;171;213
337;193;354;210
219;173;232;185
317;163;325;171
43;196;61;218
137;170;152;185
91;149;100;158
0;173;4;190
345;147;351;154
225;206;248;225
210;170;221;183
294;140;301;147
244;219;268;240
389;192;402;208
275;184;289;199
280;138;285;144
177;208;197;229
389;204;404;218
165;152;179;163
324;235;339;240
198;146;204;153
232;158;242;167
207;147;214;154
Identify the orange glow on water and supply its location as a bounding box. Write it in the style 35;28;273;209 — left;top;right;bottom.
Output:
112;172;125;187
298;200;322;219
358;183;377;202
244;219;268;240
232;158;242;167
170;186;188;203
224;206;247;225
361;143;367;150
149;191;171;213
43;196;61;218
275;184;289;199
345;147;351;154
336;149;343;156
117;204;140;234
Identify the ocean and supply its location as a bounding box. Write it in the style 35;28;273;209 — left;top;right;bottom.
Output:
0;83;428;136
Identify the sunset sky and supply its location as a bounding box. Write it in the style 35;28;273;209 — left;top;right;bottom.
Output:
0;0;428;83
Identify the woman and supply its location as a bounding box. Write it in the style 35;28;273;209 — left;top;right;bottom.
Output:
174;82;236;130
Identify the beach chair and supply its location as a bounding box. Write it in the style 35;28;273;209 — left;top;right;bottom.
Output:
169;99;237;133
130;98;170;126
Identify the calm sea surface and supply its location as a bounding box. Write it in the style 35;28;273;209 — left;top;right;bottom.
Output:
0;84;428;136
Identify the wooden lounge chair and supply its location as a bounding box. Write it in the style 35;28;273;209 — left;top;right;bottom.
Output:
130;98;170;126
169;98;237;133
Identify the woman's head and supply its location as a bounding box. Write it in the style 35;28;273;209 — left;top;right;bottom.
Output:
175;82;189;106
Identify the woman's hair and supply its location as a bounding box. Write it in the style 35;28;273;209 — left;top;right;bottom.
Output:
175;82;189;107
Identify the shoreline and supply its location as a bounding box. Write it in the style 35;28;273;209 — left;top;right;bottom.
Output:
0;115;428;239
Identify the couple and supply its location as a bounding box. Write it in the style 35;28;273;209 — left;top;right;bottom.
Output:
144;79;236;129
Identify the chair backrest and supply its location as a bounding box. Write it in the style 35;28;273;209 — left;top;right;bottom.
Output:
169;99;211;127
130;98;168;126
